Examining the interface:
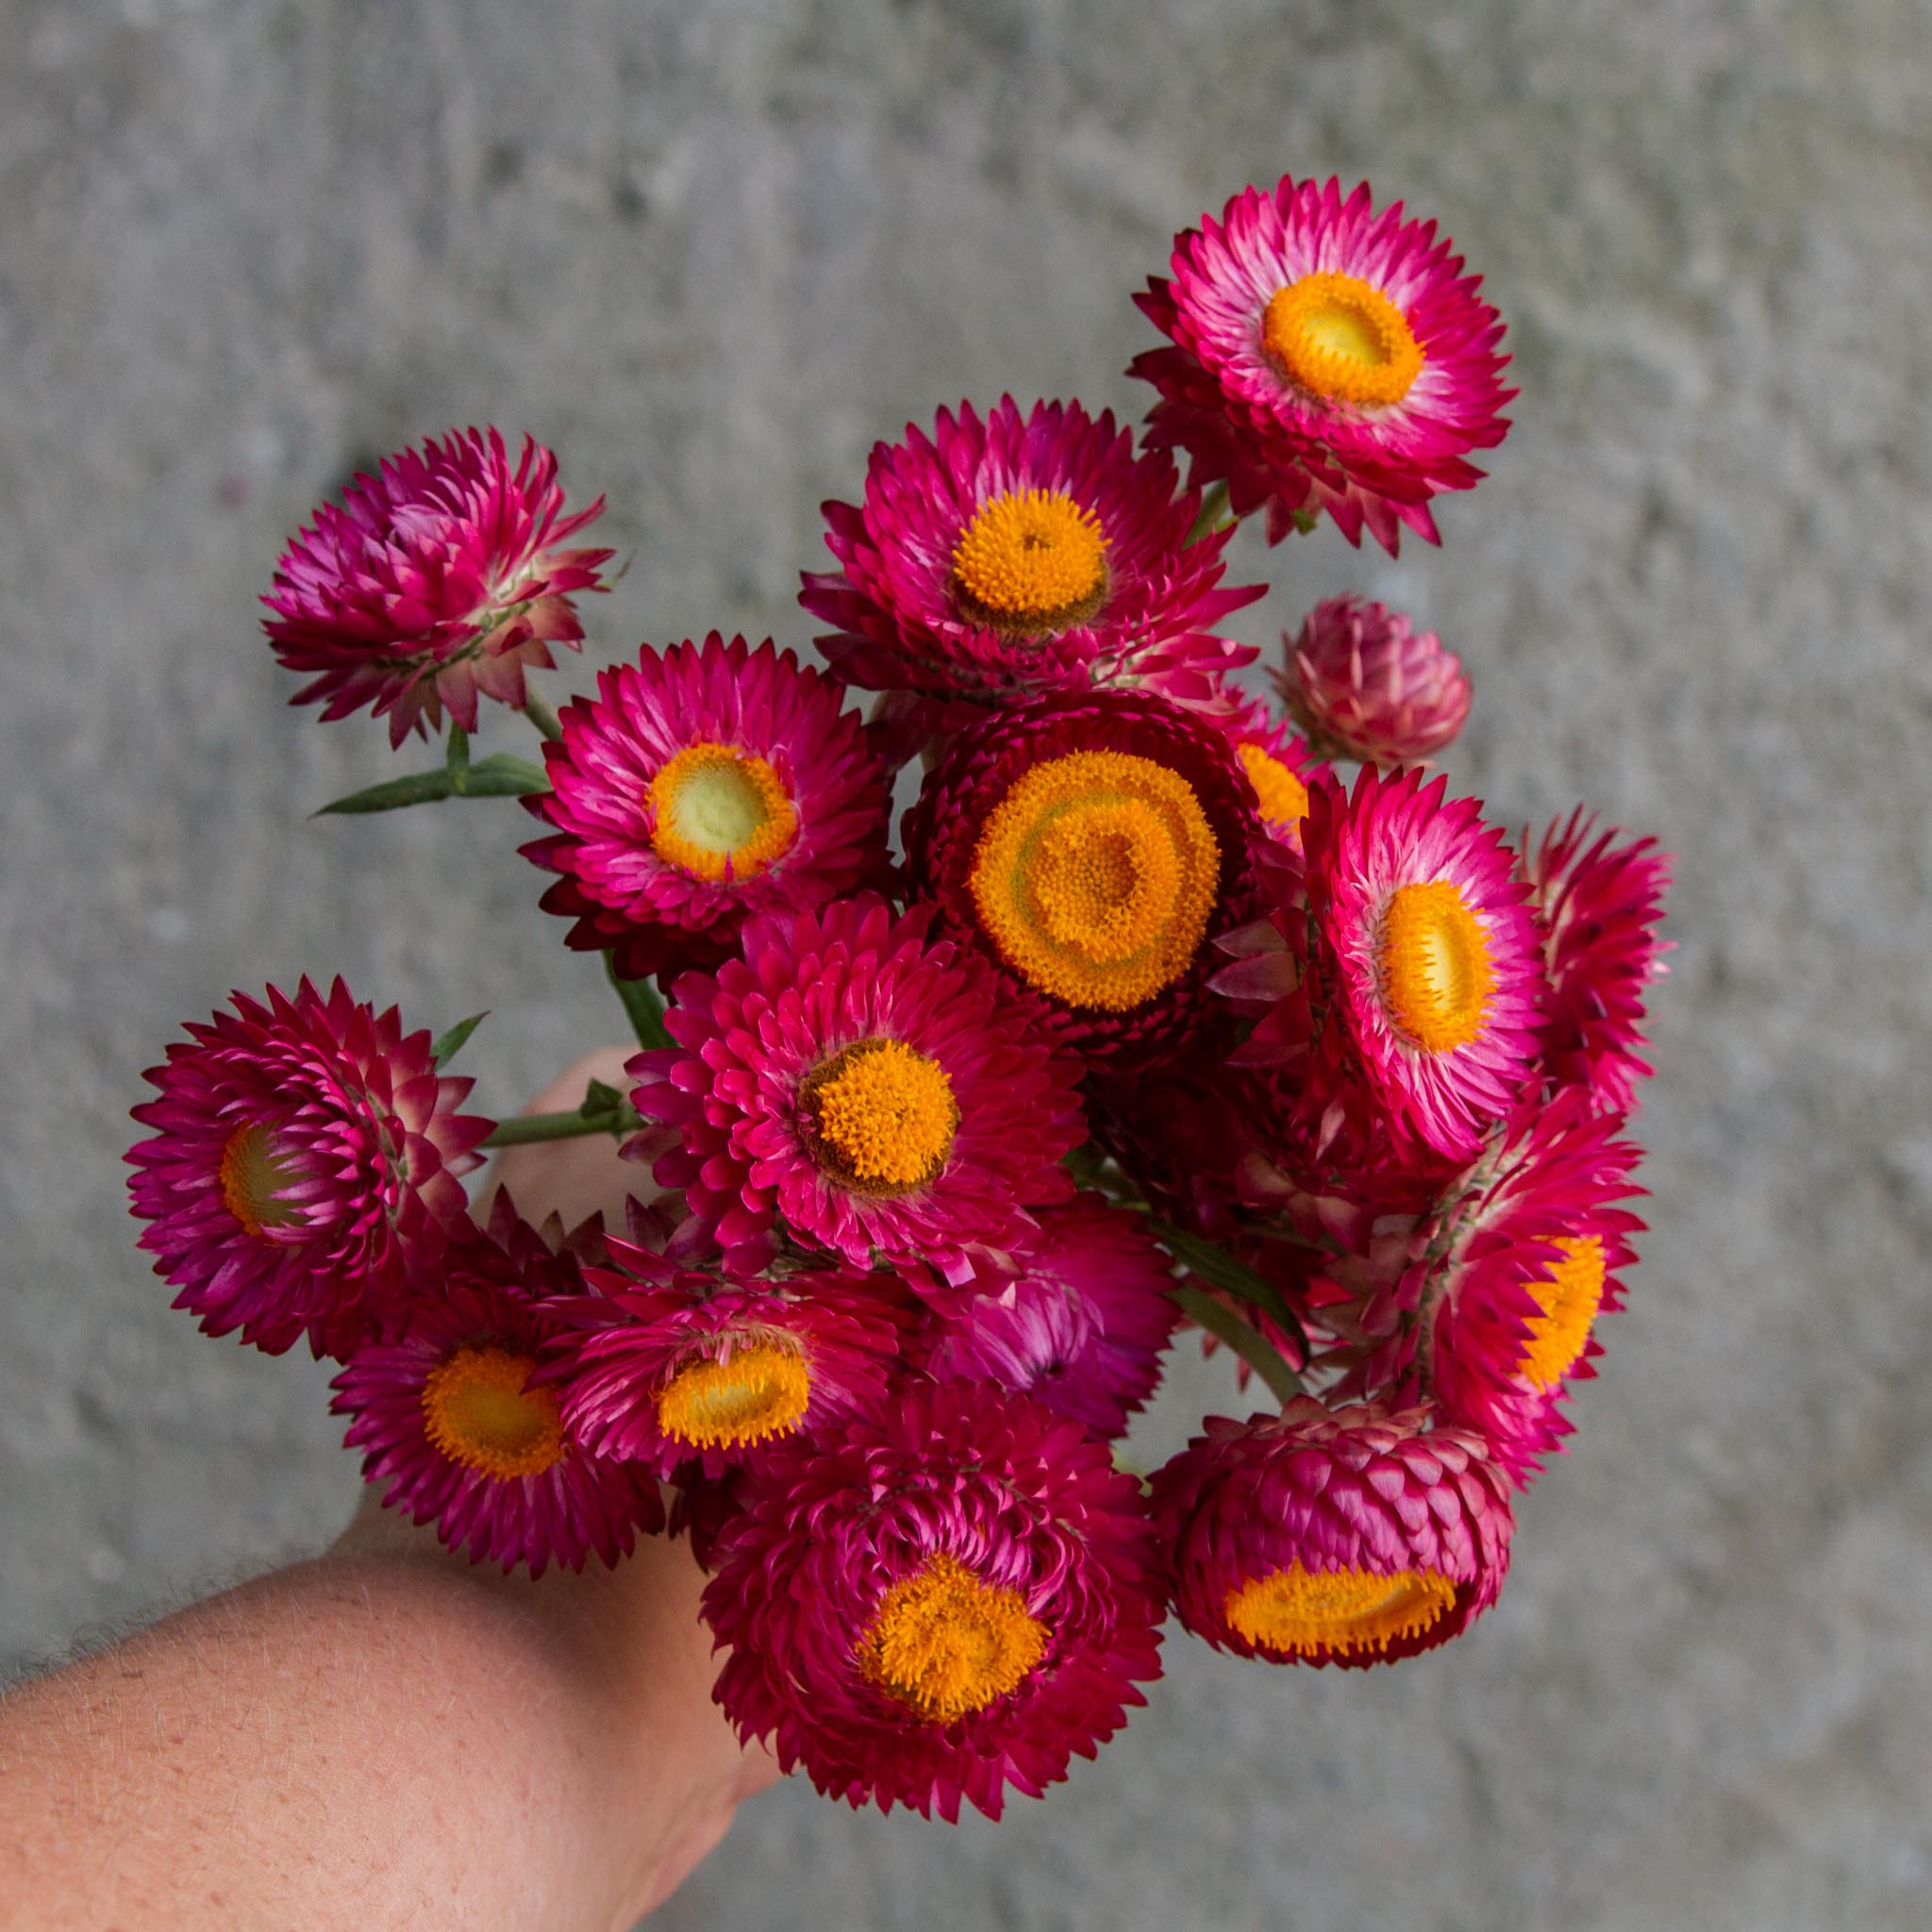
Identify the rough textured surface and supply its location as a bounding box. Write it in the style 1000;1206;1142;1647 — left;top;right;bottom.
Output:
3;1;1927;1925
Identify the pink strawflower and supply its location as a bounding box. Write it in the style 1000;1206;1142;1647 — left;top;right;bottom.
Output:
703;1379;1165;1821
1276;595;1472;766
1150;1397;1514;1667
902;689;1267;1073
521;635;892;980
125;978;491;1358
549;1218;909;1479
628;896;1083;1285
264;428;611;745
800;397;1260;714
1131;176;1513;553
1522;809;1673;1116
916;1195;1177;1440
1207;681;1324;856
331;1194;665;1575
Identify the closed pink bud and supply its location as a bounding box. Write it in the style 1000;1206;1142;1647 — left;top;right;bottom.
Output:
1276;595;1472;766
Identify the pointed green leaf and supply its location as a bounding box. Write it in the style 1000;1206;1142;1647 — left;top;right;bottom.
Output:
430;1011;488;1069
1169;1284;1304;1406
449;753;550;798
1153;1220;1310;1359
312;768;458;816
580;1078;624;1115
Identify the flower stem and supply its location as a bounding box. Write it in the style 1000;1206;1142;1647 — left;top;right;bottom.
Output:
1170;1284;1305;1407
1183;479;1234;544
606;953;673;1051
482;1103;639;1147
524;692;564;742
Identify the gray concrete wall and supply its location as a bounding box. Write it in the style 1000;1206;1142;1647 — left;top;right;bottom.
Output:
4;1;1927;1925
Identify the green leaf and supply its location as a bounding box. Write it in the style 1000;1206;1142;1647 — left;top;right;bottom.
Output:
1170;1285;1304;1406
1153;1219;1310;1360
580;1077;624;1115
430;1011;488;1068
449;753;550;797
312;768;458;816
605;954;673;1051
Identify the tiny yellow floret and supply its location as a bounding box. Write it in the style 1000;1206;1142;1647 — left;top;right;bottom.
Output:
1261;272;1424;408
1377;879;1495;1053
1225;1561;1457;1659
649;741;797;882
217;1123;303;1237
858;1553;1048;1723
421;1345;567;1482
951;489;1110;635
807;1038;958;1191
1517;1235;1607;1390
657;1339;813;1451
1237;742;1311;831
969;749;1220;1011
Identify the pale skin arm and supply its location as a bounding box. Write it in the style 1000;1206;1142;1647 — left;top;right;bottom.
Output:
0;1050;776;1931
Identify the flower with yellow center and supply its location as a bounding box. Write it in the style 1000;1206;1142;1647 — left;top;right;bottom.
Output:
649;741;798;883
1237;741;1310;832
858;1553;1049;1724
969;749;1220;1012
1261;271;1425;409
1377;878;1496;1053
216;1122;306;1237
420;1344;567;1482
804;1038;959;1192
1517;1235;1607;1390
657;1339;814;1452
950;489;1110;636
1225;1561;1458;1660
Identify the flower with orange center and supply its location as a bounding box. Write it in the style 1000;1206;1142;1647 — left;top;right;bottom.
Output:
656;1338;814;1452
1238;741;1310;834
215;1122;305;1237
648;741;798;882
421;1344;567;1482
1378;878;1496;1054
1517;1234;1607;1389
858;1554;1050;1723
1224;1562;1457;1662
1260;272;1425;409
804;1039;959;1191
950;489;1110;635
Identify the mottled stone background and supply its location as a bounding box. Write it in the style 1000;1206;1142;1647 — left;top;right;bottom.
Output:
3;1;1927;1925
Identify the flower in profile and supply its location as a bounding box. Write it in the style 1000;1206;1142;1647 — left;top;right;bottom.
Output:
1150;1397;1514;1667
125;978;491;1358
703;1379;1165;1820
629;896;1083;1284
521;635;892;980
1208;682;1323;855
800;397;1261;711
1522;810;1673;1117
331;1195;665;1574
549;1217;909;1479
264;427;611;745
903;689;1266;1071
1131;176;1513;553
916;1195;1177;1440
1276;595;1472;767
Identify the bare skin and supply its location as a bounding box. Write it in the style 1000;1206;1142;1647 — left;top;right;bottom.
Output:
0;1049;777;1930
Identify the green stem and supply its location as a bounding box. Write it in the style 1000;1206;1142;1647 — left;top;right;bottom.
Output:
1183;479;1233;544
606;953;673;1051
1170;1284;1305;1406
482;1104;639;1147
524;692;564;742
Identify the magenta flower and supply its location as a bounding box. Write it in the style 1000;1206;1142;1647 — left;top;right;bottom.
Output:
264;427;611;745
332;1195;665;1575
703;1379;1165;1820
1276;595;1473;766
521;634;892;981
1205;679;1324;855
125;978;490;1358
1132;175;1513;552
629;896;1084;1285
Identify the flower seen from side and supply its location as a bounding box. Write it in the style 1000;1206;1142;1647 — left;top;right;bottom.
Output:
1276;595;1472;766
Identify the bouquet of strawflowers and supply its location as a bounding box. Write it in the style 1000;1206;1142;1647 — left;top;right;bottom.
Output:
125;173;1669;1823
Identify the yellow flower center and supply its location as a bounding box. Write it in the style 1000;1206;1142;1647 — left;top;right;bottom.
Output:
217;1123;304;1237
421;1345;567;1482
968;749;1220;1012
1518;1235;1607;1390
950;489;1110;635
1224;1561;1457;1659
657;1338;813;1451
1377;880;1495;1053
1237;741;1310;831
858;1554;1048;1723
649;741;798;883
805;1039;958;1191
1261;271;1425;408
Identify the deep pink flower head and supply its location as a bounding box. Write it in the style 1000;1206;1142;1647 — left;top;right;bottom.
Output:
1522;810;1673;1117
549;1216;910;1479
521;635;892;980
800;396;1260;717
903;688;1268;1073
628;895;1083;1285
703;1379;1165;1821
1131;176;1513;553
1204;680;1324;857
331;1193;665;1575
264;427;611;745
1276;595;1472;766
1150;1397;1514;1668
916;1194;1177;1440
125;977;491;1358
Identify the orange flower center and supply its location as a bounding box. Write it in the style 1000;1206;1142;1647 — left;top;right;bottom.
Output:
858;1554;1048;1723
217;1123;304;1237
968;748;1220;1011
950;489;1110;635
1261;272;1424;408
649;741;797;882
1518;1235;1607;1390
421;1345;567;1481
1377;880;1495;1053
1224;1561;1457;1659
657;1338;813;1451
805;1038;958;1191
1237;742;1310;831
